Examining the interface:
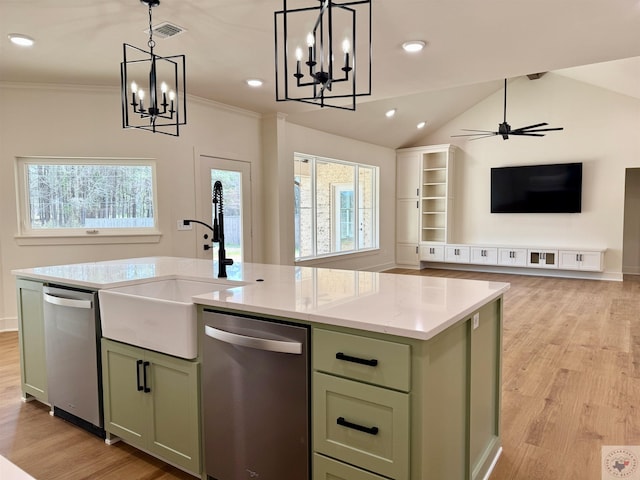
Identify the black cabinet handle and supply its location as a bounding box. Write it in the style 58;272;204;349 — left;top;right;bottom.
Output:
337;417;379;435
336;352;378;367
136;359;143;391
143;361;151;393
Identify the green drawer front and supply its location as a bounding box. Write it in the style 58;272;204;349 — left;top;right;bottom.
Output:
313;372;409;479
313;329;410;391
314;453;389;480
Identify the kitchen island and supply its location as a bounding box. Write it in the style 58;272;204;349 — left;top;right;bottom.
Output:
13;256;509;480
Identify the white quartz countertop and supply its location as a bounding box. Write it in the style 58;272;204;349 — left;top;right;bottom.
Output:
12;256;509;340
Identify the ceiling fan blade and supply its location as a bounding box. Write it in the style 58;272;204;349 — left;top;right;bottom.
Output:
468;134;500;140
517;127;564;133
503;78;508;124
510;132;545;137
451;132;498;137
512;122;548;132
458;128;498;133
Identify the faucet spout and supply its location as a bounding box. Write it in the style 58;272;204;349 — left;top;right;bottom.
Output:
183;219;214;233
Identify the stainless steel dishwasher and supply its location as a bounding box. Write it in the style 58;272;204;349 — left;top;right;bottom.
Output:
202;310;310;480
43;285;104;438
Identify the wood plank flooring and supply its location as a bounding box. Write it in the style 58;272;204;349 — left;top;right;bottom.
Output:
1;269;639;479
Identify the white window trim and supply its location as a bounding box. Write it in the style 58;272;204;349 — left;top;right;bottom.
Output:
14;156;161;245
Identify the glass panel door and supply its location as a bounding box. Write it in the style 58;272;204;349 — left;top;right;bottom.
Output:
197;156;252;263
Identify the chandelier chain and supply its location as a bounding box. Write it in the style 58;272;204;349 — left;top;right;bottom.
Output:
147;4;155;50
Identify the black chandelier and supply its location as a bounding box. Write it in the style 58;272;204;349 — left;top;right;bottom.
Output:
274;0;372;111
121;0;186;136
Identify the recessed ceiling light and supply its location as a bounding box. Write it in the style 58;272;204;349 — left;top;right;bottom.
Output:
8;34;34;47
246;79;263;87
417;121;426;129
385;108;397;118
402;40;425;53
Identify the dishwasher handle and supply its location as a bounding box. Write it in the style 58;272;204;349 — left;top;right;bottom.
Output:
43;292;92;309
205;325;302;355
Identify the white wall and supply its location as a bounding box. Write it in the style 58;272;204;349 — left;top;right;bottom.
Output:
417;74;640;277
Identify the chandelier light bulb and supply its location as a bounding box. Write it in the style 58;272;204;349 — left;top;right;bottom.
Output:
161;82;168;93
138;89;145;100
295;47;303;61
306;33;314;47
402;40;426;53
342;38;350;54
169;91;176;101
8;34;34;47
130;81;138;93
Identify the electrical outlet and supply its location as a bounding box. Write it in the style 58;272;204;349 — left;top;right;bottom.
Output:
472;313;480;330
177;220;192;231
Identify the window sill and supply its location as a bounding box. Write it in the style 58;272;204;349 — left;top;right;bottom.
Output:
295;248;380;266
14;232;162;246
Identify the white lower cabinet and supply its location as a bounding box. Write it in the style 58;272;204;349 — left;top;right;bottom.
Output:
469;247;498;265
420;244;445;262
527;249;559;268
412;242;605;275
396;243;419;267
558;250;604;271
445;245;470;263
497;248;528;267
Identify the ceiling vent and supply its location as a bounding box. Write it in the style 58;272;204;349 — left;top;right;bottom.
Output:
145;22;186;39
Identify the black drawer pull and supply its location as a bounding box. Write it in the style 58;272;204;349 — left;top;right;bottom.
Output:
336;352;378;367
337;417;379;435
136;359;143;391
143;361;151;393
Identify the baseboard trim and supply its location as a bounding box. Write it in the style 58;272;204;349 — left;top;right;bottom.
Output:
420;263;623;282
0;317;18;332
483;446;503;480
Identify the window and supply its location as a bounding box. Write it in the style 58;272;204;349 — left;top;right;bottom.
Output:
15;157;159;239
294;153;378;260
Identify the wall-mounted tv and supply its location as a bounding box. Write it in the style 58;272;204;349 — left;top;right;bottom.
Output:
491;162;582;213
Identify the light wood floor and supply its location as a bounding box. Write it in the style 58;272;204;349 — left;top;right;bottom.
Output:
1;269;639;479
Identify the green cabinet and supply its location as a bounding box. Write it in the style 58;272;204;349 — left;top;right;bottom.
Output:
313;372;410;479
101;339;201;474
410;299;503;480
312;329;411;479
312;297;503;480
16;278;47;403
314;453;390;480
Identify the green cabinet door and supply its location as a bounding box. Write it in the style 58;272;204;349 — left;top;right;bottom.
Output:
16;279;47;403
101;339;201;475
146;349;200;472
102;339;147;445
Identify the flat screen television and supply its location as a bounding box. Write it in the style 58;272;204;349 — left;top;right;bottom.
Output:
491;162;582;213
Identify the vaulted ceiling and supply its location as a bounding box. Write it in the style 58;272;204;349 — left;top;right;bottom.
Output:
1;0;639;148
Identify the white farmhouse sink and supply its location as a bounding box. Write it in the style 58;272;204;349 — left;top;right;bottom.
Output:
99;279;234;359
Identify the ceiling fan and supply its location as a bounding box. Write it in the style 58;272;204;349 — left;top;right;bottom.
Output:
452;79;563;140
